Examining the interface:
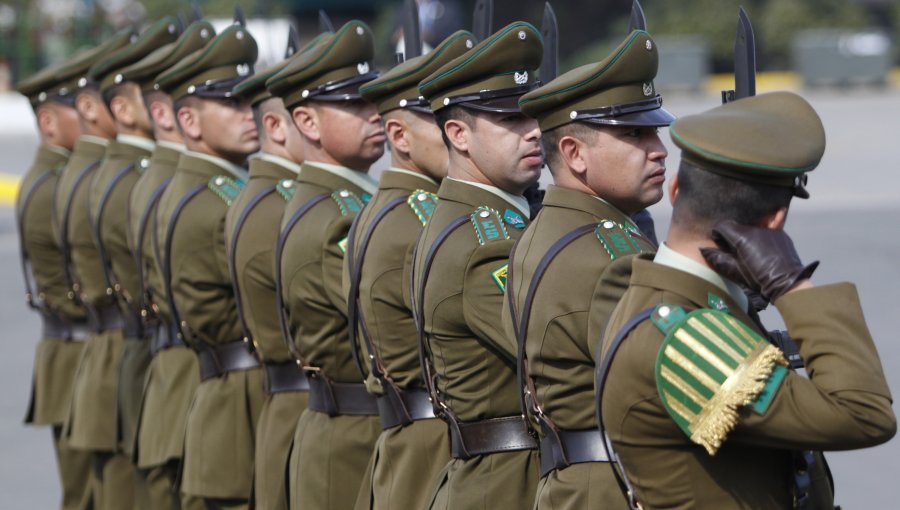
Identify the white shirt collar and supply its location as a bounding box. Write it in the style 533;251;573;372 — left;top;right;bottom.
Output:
257;153;302;175
653;242;749;313
46;144;71;158
80;135;110;147
305;161;377;195
385;167;437;186
447;177;530;218
117;134;156;153
184;150;247;181
156;140;185;152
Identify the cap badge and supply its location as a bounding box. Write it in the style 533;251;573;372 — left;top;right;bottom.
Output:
357;62;370;75
646;40;653;51
187;85;196;94
514;71;529;85
236;63;250;76
642;82;653;96
399;99;408;107
77;77;88;88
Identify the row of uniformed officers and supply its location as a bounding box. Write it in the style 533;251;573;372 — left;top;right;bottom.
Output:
16;8;895;510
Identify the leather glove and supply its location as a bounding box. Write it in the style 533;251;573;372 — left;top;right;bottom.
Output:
700;220;819;302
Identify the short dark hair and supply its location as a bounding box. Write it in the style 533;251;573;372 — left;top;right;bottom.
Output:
672;160;793;234
540;122;599;175
432;105;475;149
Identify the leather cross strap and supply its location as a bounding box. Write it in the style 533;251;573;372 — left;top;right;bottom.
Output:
56;160;101;305
133;177;172;329
412;214;536;457
197;339;261;381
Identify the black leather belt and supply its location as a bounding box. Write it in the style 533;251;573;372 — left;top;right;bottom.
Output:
197;340;261;381
41;314;90;342
307;377;378;416
149;322;186;355
264;361;310;394
538;428;610;478
449;415;538;459
376;387;437;429
92;303;141;337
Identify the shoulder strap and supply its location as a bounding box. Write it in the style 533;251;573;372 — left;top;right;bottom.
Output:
16;170;54;311
345;195;409;379
411;214;471;425
331;189;366;216
407;189;438;226
276;178;297;201
92;163;137;297
160;182;207;344
134;177;172;318
58;160;101;302
508;223;597;434
274;193;329;364
470;206;510;245
227;185;276;345
207;175;244;205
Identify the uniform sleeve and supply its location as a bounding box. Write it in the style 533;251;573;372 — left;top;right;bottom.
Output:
462;239;518;361
321;214;356;317
731;283;896;450
587;255;637;361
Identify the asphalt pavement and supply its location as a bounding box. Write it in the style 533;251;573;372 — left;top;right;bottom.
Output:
1;89;898;508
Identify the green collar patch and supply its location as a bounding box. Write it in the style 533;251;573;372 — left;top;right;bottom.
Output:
503;208;526;229
491;263;509;293
207;175;245;206
407;189;438;226
707;293;730;313
331;189;365;216
470;206;510;245
337;236;349;254
276;178;297;201
595;219;643;260
654;308;788;455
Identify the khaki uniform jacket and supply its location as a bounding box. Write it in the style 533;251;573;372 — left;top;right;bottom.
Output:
130;143;199;468
342;169;448;510
411;178;538;510
224;155;305;510
55;136;125;451
155;151;264;499
89;138;153;455
19;144;87;426
504;185;654;510
600;256;896;509
279;162;379;510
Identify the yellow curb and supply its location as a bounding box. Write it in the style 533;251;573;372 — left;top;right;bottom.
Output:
0;173;21;206
705;71;803;95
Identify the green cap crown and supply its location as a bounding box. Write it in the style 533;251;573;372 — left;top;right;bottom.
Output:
155;24;258;102
234;32;331;107
118;21;216;93
266;20;377;109
16;60;74;108
88;17;182;93
670;91;825;197
520;30;673;130
360;30;476;115
418;22;543;113
55;27;137;92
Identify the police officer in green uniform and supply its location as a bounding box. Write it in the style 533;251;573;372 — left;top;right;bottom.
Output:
53;26;137;510
224;36;317;510
153;21;262;510
85;23;182;507
347;30;475;510
117;19;216;509
504;30;673;510
412;22;544;510
16;62;92;510
597;92;896;509
266;20;383;510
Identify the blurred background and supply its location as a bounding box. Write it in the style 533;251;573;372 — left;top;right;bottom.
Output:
1;0;898;508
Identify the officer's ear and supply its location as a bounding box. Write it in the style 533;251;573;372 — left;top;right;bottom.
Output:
109;94;132;127
291;105;320;142
760;207;788;230
176;104;202;141
262;110;286;144
384;115;410;156
443;118;470;153
75;92;100;123
668;172;679;206
557;135;587;178
36;105;58;140
148;100;175;132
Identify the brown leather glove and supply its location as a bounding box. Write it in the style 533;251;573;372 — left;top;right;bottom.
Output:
700;220;819;302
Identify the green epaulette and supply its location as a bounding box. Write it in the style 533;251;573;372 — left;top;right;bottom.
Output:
407;189;438;226
331;189;366;216
136;157;151;175
276;178;297;201
595;219;644;260
470;206;510;246
208;175;245;206
652;304;789;455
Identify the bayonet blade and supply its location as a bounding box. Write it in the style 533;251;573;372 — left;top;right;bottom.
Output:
734;6;757;100
190;2;202;22
233;5;246;27
628;0;647;32
286;24;300;59
472;0;493;42
540;2;558;82
403;0;422;60
318;9;334;33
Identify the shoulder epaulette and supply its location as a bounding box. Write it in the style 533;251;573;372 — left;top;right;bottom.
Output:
595;219;644;260
52;162;66;176
276;178;297;201
470;206;510;246
136;157;151;175
208;175;245;206
654;306;789;456
331;189;365;216
407;189;439;226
